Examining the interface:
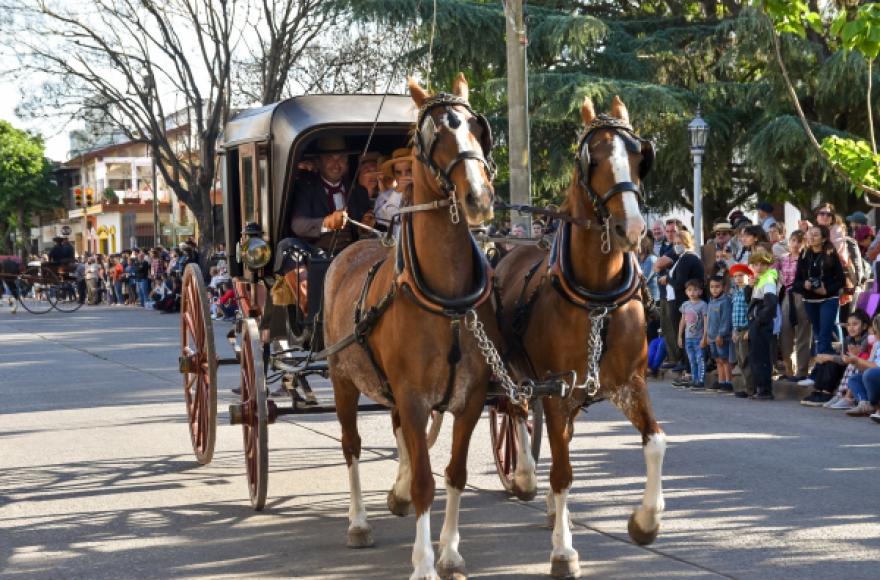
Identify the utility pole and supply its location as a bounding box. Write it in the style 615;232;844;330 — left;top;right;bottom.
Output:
503;0;531;231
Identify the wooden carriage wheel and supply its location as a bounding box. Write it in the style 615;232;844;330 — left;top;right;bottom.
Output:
239;317;269;511
488;397;543;495
180;264;218;465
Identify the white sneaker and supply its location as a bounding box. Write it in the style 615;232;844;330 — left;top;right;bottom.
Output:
822;395;841;408
870;410;880;423
830;397;855;410
798;378;815;387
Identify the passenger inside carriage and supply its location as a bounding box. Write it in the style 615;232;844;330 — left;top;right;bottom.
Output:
288;135;377;254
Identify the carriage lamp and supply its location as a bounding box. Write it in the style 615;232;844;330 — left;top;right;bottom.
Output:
240;222;271;269
688;107;709;247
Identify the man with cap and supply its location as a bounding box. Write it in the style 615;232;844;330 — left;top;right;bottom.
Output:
701;221;735;281
48;236;75;266
757;202;777;234
846;210;869;231
290;136;376;253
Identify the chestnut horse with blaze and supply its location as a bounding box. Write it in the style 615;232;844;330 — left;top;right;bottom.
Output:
323;75;530;580
495;97;665;578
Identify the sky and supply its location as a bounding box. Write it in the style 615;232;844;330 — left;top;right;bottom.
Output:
0;63;72;162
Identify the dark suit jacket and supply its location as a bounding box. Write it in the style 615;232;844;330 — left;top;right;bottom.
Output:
290;173;372;243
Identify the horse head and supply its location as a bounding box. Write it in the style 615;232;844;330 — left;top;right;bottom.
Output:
575;96;650;252
409;74;495;225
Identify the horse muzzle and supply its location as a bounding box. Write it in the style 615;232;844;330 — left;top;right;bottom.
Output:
611;215;646;252
463;186;495;224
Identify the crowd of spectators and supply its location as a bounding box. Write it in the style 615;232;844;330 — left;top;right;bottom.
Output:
27;238;235;320
644;202;880;424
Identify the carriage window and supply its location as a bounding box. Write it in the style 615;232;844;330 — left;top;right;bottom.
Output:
241;155;255;222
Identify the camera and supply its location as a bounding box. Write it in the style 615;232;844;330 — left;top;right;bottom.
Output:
808;277;822;288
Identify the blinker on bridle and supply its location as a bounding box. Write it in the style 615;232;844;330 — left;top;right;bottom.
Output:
415;93;497;197
576;114;654;225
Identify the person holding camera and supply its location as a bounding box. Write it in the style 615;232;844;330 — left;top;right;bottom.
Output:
793;224;846;403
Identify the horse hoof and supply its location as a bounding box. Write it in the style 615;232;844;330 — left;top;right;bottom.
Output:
512;482;537;502
346;526;374;548
627;511;660;546
436;559;467;580
550;555;581;579
387;489;411;517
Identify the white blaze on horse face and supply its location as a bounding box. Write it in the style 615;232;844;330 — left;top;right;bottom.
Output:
445;109;487;196
609;134;642;226
411;510;435;580
634;431;666;531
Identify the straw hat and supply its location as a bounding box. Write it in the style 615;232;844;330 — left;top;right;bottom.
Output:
712;222;733;233
381;148;415;178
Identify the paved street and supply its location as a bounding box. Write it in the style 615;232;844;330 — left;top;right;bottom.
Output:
1;305;878;579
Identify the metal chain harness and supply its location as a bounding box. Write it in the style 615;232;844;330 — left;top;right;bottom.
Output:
465;309;532;404
579;308;608;397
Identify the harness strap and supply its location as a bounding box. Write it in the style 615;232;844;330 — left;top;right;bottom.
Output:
435;318;462;412
395;197;454;215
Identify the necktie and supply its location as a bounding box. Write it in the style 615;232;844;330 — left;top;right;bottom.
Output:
323;180;344;209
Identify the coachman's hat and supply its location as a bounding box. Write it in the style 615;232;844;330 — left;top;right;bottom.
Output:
306;136;356;156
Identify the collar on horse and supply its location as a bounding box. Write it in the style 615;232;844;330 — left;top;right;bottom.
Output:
548;221;642;311
576;114;654;225
415;93;497;196
395;214;494;317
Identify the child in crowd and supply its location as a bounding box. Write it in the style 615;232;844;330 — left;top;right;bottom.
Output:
730;263;753;397
706;275;733;392
843;312;880;418
746;248;779;400
816;309;872;410
678;279;709;390
214;282;238;321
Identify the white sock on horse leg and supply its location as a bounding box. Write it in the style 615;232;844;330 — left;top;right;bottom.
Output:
551;487;577;559
410;510;435;580
635;431;666;529
394;427;412;501
513;418;537;494
438;483;464;569
347;457;368;530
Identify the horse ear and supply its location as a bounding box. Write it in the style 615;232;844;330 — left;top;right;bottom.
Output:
580;97;596;125
408;77;429;108
610;95;630;124
452;72;469;101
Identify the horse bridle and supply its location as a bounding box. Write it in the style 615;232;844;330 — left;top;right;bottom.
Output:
576;114;654;225
414;93;497;196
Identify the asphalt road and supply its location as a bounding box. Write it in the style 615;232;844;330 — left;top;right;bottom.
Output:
1;304;878;579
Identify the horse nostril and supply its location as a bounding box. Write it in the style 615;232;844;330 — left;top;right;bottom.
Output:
614;223;627;238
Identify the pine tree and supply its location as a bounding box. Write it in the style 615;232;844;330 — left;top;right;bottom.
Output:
341;0;876;229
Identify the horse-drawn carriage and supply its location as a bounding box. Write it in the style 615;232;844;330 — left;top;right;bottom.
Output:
179;77;666;578
178;91;542;510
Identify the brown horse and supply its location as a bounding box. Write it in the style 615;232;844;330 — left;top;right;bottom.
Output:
495;97;665;578
324;75;524;579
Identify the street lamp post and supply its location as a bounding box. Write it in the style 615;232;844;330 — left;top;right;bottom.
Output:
688;107;709;247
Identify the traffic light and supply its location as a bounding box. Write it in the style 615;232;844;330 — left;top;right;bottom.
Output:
85;187;94;205
74;187;82;207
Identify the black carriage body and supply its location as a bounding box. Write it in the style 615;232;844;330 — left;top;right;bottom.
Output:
219;95;417;279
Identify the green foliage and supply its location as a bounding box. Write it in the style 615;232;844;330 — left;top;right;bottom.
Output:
758;0;822;38
0;120;60;253
832;3;880;60
821;135;880;193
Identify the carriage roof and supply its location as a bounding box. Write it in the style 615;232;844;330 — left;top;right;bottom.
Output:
220;94;417;241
